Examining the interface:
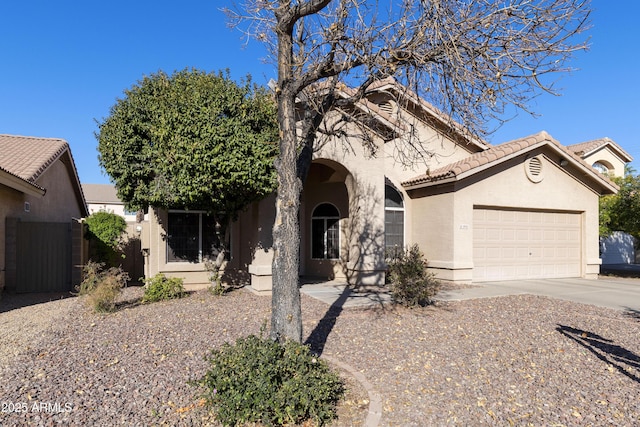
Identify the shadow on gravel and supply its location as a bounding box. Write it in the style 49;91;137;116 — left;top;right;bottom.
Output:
304;286;392;356
557;325;640;384
0;291;75;313
112;290;199;312
305;287;350;356
624;307;640;321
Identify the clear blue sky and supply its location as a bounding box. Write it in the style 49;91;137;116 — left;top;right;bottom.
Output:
1;1;638;185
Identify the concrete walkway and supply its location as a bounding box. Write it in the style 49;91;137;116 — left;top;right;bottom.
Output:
299;280;391;308
300;277;640;312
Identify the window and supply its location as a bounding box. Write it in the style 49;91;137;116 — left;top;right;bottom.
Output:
385;184;404;254
311;203;340;259
167;211;222;263
593;162;609;175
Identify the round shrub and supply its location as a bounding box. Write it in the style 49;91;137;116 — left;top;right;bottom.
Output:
387;244;441;307
142;273;186;303
197;333;345;426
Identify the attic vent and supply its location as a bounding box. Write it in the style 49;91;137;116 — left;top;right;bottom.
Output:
378;100;395;114
529;157;542;175
525;155;544;183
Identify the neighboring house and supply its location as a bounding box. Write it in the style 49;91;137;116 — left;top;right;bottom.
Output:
81;183;145;282
568;139;636;266
0;134;88;293
83;183;138;222
567;138;632;177
136;80;627;291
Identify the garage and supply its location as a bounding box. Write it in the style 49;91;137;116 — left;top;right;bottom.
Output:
473;208;582;282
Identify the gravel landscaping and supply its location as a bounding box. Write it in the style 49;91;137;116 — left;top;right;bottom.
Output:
0;285;639;426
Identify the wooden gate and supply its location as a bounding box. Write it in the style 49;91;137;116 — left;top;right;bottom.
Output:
15;222;72;293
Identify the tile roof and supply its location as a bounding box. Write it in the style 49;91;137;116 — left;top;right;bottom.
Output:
82;183;122;204
0;134;69;182
402;131;618;192
567;137;633;162
0;134;88;215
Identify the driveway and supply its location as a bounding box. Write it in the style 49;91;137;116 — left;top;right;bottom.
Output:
437;277;640;312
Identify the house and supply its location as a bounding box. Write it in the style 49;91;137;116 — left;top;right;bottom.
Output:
81;183;145;281
137;80;628;291
566;139;636;266
0;134;88;293
83;183;138;222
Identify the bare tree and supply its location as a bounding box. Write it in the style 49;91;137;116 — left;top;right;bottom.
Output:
225;0;590;342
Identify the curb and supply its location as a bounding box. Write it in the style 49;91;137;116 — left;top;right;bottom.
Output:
322;355;382;427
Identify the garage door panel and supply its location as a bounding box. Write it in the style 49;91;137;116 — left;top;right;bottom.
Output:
474;208;581;282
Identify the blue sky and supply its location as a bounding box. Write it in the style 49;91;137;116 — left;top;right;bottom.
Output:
1;1;638;185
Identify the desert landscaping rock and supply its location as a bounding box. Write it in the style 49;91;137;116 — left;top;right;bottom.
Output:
0;286;638;426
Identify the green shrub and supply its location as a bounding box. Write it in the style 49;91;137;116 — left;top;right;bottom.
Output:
84;211;128;267
142;273;186;303
77;262;129;312
387;244;441;307
196;333;345;426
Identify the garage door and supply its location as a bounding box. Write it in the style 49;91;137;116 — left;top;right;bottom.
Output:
473;208;581;282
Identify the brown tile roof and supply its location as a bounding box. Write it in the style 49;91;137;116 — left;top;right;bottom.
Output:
0;134;68;182
567;137;633;162
402;131;618;193
0;134;88;215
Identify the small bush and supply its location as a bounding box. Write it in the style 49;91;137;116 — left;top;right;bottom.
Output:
77;262;129;312
387;244;441;307
196;333;345;426
142;273;186;303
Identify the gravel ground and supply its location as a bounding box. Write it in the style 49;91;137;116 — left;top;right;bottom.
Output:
0;285;639;426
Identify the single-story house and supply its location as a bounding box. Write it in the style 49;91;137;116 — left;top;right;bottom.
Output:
0;134;88;293
135;80;629;292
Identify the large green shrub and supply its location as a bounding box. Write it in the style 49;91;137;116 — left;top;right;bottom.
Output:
387;244;441;307
142;273;186;303
197;333;345;426
84;211;127;266
77;261;129;312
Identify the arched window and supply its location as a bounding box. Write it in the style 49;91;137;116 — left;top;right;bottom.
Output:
593;161;609;175
385;184;404;254
311;203;340;259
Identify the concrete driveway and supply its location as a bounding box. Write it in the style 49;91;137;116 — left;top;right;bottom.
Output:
437;277;640;312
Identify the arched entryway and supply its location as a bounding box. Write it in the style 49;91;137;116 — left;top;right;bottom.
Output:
301;159;351;280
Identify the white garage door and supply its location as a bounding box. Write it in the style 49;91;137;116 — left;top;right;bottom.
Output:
473;208;581;282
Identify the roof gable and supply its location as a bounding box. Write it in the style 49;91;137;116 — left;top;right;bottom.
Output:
402;131;618;194
0;134;88;215
364;78;491;153
567;138;633;163
0;134;68;182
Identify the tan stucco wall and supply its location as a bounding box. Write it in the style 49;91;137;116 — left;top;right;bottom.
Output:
409;149;602;282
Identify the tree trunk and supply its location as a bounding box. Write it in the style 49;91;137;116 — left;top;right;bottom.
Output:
271;16;303;343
